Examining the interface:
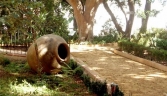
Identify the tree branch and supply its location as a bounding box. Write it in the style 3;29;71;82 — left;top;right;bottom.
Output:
103;0;124;34
140;0;151;33
115;0;128;24
125;0;135;38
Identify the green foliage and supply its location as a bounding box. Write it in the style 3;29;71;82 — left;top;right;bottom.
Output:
149;48;167;62
0;76;62;96
68;59;78;70
69;59;124;96
93;34;118;44
131;28;167;47
68;59;84;76
0;0;69;44
91;19;120;44
156;39;167;50
90;81;107;96
81;74;91;88
118;39;167;63
4;62;30;73
0;59;95;96
81;74;124;96
0;54;10;66
0;74;92;96
61;60;83;79
0;57;124;96
153;28;167;39
133;44;147;57
61;59;83;76
110;83;124;96
118;39;133;53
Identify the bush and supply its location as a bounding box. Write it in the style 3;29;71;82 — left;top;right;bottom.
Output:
149;49;167;63
93;33;118;44
69;59;124;96
131;28;167;47
118;40;167;63
0;55;10;66
118;39;146;57
156;39;167;50
133;44;146;57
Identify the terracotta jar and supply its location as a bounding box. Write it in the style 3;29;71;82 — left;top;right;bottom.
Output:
27;34;70;74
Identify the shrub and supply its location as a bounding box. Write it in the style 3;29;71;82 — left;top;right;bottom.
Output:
131;28;167;47
133;44;146;57
69;59;124;96
67;59;83;76
93;33;119;44
68;59;78;70
0;55;10;66
118;40;167;63
156;39;167;50
149;49;167;63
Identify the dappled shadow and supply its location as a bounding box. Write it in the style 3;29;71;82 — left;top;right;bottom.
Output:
126;72;167;80
71;45;167;96
0;63;95;96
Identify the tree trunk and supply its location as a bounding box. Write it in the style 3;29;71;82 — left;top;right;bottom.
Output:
103;0;135;38
125;0;135;38
66;0;103;41
140;0;151;33
103;0;124;35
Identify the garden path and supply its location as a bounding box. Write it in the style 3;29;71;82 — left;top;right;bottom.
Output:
70;45;167;96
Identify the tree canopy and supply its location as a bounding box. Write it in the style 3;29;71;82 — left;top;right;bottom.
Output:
0;0;167;43
0;0;69;44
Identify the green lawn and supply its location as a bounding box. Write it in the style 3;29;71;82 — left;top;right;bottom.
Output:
0;58;95;96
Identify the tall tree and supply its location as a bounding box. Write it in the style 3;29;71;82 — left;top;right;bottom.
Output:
139;0;151;33
103;0;135;38
66;0;103;41
134;0;166;43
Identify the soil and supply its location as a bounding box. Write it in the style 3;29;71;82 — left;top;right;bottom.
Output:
70;45;167;96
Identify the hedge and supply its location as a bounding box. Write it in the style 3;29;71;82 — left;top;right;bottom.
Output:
68;59;124;96
118;40;167;63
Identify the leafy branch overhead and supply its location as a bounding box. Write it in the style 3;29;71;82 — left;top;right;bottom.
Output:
0;0;69;43
0;0;166;43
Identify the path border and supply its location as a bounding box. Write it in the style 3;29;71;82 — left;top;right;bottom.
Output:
111;48;167;72
70;44;167;95
70;55;116;95
71;44;167;72
2;44;167;94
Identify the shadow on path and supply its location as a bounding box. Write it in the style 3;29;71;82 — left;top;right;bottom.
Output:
70;45;167;96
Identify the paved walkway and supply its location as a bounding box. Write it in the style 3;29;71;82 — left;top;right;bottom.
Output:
70;45;167;96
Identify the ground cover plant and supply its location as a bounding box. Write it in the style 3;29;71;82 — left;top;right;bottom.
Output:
0;55;95;96
0;55;124;96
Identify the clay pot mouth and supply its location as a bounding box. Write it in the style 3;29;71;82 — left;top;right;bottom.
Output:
57;43;70;62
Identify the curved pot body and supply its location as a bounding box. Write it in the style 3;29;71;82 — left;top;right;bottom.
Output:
27;34;70;74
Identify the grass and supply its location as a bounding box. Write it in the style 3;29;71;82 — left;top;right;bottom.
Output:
0;56;95;96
